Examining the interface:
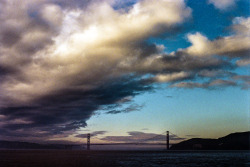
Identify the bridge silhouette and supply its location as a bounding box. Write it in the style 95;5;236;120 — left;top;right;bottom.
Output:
84;131;184;150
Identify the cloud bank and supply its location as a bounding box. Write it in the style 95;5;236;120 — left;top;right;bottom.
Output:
0;0;249;141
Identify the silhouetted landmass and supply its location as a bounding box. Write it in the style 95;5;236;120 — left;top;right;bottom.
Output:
170;132;250;150
0;141;82;150
1;132;249;150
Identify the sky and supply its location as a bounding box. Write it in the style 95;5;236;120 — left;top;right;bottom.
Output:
0;0;249;145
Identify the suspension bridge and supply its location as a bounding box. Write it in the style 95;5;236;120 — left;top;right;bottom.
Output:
85;131;184;150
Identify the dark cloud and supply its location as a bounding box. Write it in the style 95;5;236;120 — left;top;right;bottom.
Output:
106;103;144;114
75;131;107;138
198;70;235;78
185;134;200;137
0;77;152;140
100;131;185;143
0;0;249;142
51;0;100;9
232;75;250;82
0;29;21;47
0;65;18;77
231;75;250;89
127;52;234;75
0;3;59;55
171;79;237;89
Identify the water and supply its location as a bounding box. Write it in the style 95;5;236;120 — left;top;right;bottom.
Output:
0;150;249;167
87;144;166;150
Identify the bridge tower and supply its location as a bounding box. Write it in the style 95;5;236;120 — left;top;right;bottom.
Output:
166;131;169;150
87;133;90;150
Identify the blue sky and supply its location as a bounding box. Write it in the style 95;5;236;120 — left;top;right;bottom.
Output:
82;0;250;143
0;0;249;144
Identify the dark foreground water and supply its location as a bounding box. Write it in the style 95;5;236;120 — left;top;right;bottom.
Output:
0;150;249;167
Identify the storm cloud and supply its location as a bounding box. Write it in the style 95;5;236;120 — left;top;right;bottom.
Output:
0;0;249;141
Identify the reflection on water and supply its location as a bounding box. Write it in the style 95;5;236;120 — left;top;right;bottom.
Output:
88;144;167;150
0;150;249;167
86;151;250;167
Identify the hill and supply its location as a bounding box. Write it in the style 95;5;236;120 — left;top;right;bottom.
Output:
0;141;81;150
170;131;250;150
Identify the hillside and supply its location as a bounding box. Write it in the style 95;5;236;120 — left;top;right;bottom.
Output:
0;141;81;150
170;131;250;150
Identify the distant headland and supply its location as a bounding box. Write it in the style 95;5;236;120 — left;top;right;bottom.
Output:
170;131;250;150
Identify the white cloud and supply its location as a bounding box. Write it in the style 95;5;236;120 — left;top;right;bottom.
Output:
180;17;250;58
208;0;237;10
232;17;250;35
0;0;191;104
185;32;211;56
39;4;63;27
236;58;250;66
154;72;191;82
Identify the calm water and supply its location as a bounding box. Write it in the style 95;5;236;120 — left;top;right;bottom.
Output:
88;144;167;150
0;150;249;167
